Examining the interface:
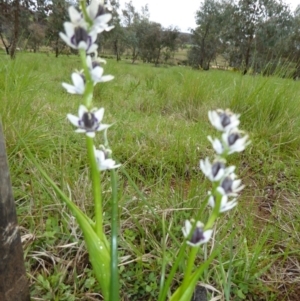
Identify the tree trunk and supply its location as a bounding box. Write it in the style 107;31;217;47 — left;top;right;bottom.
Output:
55;36;59;57
114;40;121;61
0;122;30;301
243;36;253;75
10;0;20;59
131;49;139;64
155;48;161;66
0;32;11;55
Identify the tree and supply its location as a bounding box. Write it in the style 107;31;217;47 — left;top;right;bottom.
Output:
161;26;180;63
0;0;34;58
188;0;224;69
102;0;126;61
122;0;139;26
28;22;45;52
218;0;292;74
190;0;295;74
121;1;149;63
136;22;179;66
286;4;300;78
253;0;293;74
46;0;69;57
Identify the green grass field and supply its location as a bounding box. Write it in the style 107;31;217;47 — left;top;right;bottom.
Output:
1;51;300;301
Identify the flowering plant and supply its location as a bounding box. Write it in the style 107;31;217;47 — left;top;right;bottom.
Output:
25;1;250;300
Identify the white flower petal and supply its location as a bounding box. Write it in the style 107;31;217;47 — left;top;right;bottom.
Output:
59;32;74;48
94;107;104;121
86;55;93;68
86;131;96;138
78;41;89;50
64;22;75;37
75;129;87;133
68;6;82;24
99;75;114;82
200;229;213;244
103;25;114;32
208;195;216;208
207;136;224;154
72;73;85;92
78;105;88;118
98;124;110;131
98;57;107;64
67;114;80;126
96;13;112;24
221;198;238;212
94;147;120;171
62;82;78;94
182;220;192;238
87;44;98;54
88;0;101;20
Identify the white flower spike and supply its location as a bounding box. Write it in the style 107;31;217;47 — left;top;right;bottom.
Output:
67;105;110;138
200;157;235;182
182;220;213;247
94;146;121;171
208;109;240;132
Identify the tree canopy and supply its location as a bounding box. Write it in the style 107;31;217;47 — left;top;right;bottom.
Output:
188;0;300;75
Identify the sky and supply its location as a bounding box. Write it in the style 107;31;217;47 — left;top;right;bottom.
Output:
118;0;300;33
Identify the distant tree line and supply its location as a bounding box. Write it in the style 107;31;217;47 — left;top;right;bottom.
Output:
0;0;183;65
97;1;181;65
0;0;71;58
188;0;300;76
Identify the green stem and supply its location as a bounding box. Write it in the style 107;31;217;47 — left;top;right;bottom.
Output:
179;247;198;298
109;169;119;301
158;214;167;300
80;0;93;27
79;49;94;108
86;136;103;240
204;184;222;230
158;242;187;301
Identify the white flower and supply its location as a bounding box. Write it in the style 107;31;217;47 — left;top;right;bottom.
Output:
67;105;110;138
208;109;240;132
221;129;250;154
59;22;98;53
62;72;85;94
207;136;224;154
94;146;121;171
86;56;114;83
218;173;244;197
200;157;235;182
208;129;250;155
90;50;107;64
87;0;114;33
182;220;213;247
208;194;237;212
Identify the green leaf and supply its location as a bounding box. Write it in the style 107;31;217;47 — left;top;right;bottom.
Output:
237;289;246;299
23;147;111;300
